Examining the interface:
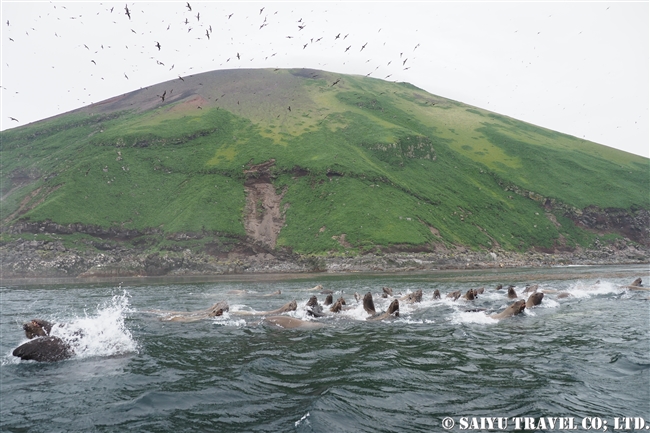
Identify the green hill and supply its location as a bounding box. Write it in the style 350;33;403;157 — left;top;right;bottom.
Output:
1;68;648;267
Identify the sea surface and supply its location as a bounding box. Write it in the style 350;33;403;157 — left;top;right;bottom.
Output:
1;265;649;432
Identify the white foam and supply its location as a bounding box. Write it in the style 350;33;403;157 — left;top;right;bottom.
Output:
50;291;138;359
450;310;497;325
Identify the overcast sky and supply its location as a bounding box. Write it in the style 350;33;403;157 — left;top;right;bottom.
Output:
1;1;648;158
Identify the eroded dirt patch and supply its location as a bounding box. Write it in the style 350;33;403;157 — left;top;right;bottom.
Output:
243;159;286;249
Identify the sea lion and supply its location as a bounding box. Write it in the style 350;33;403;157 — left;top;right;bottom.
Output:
624;278;648;291
495;284;503;291
306;296;325;317
264;316;325;329
476;287;485;294
523;284;539;294
23;319;54;339
329;297;346;313
164;301;230;322
507;287;518;299
13;319;74;362
462;289;476;301
13;336;74;362
400;289;422;303
324;294;333;306
490;300;526;320
307;284;324;292
354;292;361;303
446;290;461;301
382;287;393;298
526;292;544;308
363;292;376;315
557;292;571;299
367;299;399;321
432;289;441;300
233;300;298;316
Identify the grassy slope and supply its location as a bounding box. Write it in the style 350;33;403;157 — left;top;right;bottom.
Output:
1;68;648;254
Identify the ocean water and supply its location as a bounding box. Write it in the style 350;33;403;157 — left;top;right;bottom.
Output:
1;265;649;432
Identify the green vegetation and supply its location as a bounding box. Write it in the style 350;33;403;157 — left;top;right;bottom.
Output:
1;68;647;255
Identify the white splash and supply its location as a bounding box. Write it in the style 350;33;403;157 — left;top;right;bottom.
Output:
50;291;138;359
295;412;310;427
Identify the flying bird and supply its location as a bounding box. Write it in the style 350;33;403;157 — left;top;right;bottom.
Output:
260;7;264;14
159;90;166;101
196;12;200;21
298;24;305;30
227;13;233;19
9;117;19;122
186;2;191;11
331;78;341;86
178;75;185;81
360;42;367;51
91;59;96;65
155;41;161;50
124;72;129;79
205;29;210;39
335;33;340;39
236;52;240;60
344;46;351;52
124;4;131;20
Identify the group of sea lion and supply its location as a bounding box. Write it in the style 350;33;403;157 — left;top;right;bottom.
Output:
12;278;644;361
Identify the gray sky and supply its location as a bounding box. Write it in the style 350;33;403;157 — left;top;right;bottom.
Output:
2;1;648;157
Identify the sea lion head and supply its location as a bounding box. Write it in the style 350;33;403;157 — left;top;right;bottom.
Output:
476;287;485;294
382;287;393;296
464;289;475;301
447;290;461;301
306;296;319;308
433;289;441;300
324;294;333;306
507;287;518;299
387;299;399;317
510;299;527;316
412;289;423;303
363;292;376;315
495;284;503;291
23;319;53;339
526;292;544;308
208;301;229;317
329;297;345;313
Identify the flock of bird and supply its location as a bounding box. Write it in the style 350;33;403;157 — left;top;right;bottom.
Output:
3;2;424;124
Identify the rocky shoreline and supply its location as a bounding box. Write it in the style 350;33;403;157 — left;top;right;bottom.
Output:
1;235;647;284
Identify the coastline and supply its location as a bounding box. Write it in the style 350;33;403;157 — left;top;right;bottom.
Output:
2;247;648;287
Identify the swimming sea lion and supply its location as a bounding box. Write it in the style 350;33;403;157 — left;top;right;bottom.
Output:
462;289;476;301
446;290;461;301
495;284;503;291
329;297;346;313
23;319;54;339
476;287;485;294
624;278;648;291
324;294;333;306
400;289;422;303
526;292;544;308
557;292;571;299
164;301;230;322
363;292;376;315
367;299;400;321
523;284;538;294
233;300;298;316
507;287;518;299
13;319;74;362
382;287;393;298
490;300;526;320
13;336;74;362
264;316;325;329
306;296;325;317
432;289;441;300
307;284;324;292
